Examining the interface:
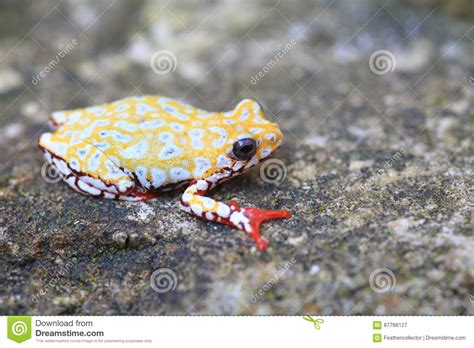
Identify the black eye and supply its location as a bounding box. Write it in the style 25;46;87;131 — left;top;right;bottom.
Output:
232;138;257;160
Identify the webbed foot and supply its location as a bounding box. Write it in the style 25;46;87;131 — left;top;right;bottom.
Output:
231;201;291;251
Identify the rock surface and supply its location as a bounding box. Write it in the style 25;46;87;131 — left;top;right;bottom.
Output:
0;0;472;315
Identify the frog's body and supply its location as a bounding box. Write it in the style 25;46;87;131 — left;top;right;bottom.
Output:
39;96;290;251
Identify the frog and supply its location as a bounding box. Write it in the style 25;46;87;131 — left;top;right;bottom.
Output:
39;96;291;251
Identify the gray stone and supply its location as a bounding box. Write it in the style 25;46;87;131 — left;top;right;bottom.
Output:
0;0;472;315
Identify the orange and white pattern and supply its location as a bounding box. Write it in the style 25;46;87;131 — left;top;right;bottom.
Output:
39;96;290;250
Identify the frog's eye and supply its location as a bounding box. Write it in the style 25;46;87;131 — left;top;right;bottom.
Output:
232;138;257;160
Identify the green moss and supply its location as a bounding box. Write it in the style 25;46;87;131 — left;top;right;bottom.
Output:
434;96;444;107
264;290;275;300
0;175;10;188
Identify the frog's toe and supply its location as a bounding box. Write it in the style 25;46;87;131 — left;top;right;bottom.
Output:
241;207;291;251
47;111;69;129
244;208;292;222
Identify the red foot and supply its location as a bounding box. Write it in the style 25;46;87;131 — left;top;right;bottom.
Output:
243;207;291;251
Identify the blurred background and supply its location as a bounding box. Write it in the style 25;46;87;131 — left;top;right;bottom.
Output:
0;0;472;315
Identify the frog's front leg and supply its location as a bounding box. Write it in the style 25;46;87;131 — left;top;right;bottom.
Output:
179;179;291;251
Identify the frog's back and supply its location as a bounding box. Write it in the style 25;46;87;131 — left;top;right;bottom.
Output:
52;95;211;128
40;96;230;191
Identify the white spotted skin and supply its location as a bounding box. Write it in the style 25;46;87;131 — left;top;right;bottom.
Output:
151;168;167;188
229;210;251;231
39;102;289;251
217;203;231;218
196;180;208;191
39;96;283;203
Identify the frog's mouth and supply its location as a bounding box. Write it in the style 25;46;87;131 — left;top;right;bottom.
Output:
204;145;281;189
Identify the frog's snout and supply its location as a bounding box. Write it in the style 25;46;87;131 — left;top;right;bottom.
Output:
261;121;284;154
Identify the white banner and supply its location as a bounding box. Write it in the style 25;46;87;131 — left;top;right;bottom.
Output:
1;316;472;347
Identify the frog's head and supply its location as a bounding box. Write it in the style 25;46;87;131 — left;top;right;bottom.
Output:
205;99;284;183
